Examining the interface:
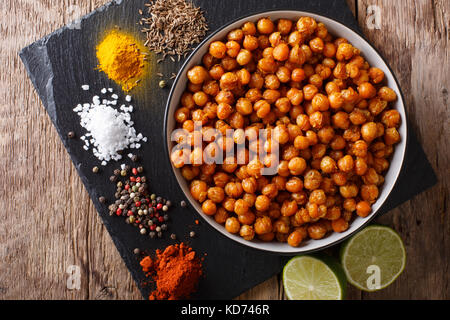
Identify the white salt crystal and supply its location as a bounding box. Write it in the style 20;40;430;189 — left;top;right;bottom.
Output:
125;95;132;102
108;88;113;92
135;143;141;149
81;85;89;91
101;88;107;94
111;94;119;100
101;161;107;166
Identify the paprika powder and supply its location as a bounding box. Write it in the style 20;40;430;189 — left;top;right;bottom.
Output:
140;243;203;300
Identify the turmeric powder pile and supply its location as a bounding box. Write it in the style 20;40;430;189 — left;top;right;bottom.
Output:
96;30;147;92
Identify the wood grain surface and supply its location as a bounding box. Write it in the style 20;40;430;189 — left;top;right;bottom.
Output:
1;0;448;300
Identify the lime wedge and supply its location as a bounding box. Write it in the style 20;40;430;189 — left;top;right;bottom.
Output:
283;255;347;300
341;225;406;292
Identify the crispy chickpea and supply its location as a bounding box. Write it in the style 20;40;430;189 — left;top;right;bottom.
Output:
257;18;275;34
209;41;227;59
356;201;372;217
254;216;273;234
217;102;233;120
343;198;356;212
181;165;200;181
255;195;271;212
331;218;349;233
308;223;327;240
273;43;290;61
254;99;271;118
242;21;257;35
236;49;252;65
303;84;319;101
369;98;388;116
293;135;309;150
339;183;359;199
338;155;354;172
287;230;303;247
234;199;250;215
202;199;217;216
242;177;258;194
304;169;323;190
240;225;255;240
226;40;241;58
262;183;279;199
227;28;244;42
378;87;397;102
297;17;317;35
258;57;278;74
214;172;230;188
369;67;385;84
225;182;243;198
193;91;209;107
222;197;236;212
214;207;229;224
225;217;241;234
360;184;379;202
277;19;293;34
355;157;368;176
220;72;239;90
288;157;306;176
309;37;324;53
187;66;208;84
336;43;355;61
381;110;401;128
309;111;324;129
291;68;306;82
190;180;208;202
281;200;298;217
309;189;326;205
361;122;378;142
320;156;337;174
285;177;303;193
358;82;377;99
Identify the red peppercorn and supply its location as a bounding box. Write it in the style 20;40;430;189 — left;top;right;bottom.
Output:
150;225;156;231
156;203;163;210
158;217;164;223
132;168;138;176
136;177;141;183
125;185;130;191
135;201;141;207
146;198;151;203
130;177;136;182
127;210;133;216
155;213;160;218
116;208;122;216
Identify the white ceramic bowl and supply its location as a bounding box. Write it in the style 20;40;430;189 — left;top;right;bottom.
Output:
164;10;407;254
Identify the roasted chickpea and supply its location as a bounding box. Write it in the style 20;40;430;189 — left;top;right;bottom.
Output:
361;122;378;142
356;201;372;217
277;19;293;34
378;87;397;102
358;82;377;99
331;218;349;233
255;195;271;212
202;199;217;216
187;66;208;84
369;67;385;84
308;223;327;240
257;18;275;34
209;41;227;59
225;217;241;234
225;181;244;198
360;184;379;202
254;216;273;234
240;225;255;240
304;169;323;190
236;49;252;65
273;43;290;61
381;110;401;128
214;207;229;224
287;230;303;247
339;183;359;199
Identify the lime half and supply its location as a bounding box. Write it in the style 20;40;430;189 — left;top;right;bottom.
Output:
341;225;406;292
283;255;346;300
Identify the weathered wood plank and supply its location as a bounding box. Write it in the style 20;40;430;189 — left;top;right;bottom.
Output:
354;0;449;299
0;0;448;300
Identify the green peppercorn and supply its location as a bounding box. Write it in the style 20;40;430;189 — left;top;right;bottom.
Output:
159;80;166;88
121;170;127;177
151;194;156;200
137;167;144;173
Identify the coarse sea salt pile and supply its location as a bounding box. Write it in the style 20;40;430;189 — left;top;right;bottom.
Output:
73;87;147;166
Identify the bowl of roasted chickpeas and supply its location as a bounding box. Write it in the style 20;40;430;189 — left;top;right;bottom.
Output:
165;11;407;253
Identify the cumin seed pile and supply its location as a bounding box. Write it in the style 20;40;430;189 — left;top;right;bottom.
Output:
140;0;209;62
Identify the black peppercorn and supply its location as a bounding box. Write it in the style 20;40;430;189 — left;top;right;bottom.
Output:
170;233;177;240
131;155;139;162
133;248;140;255
110;175;117;182
149;232;156;239
157;232;163;238
99;196;106;204
68;131;75;139
180;200;187;208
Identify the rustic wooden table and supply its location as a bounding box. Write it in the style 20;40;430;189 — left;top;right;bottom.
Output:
1;0;448;300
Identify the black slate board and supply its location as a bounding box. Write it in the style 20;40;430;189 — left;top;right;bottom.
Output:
20;0;437;300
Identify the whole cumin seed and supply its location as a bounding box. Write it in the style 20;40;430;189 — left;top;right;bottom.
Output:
140;0;208;62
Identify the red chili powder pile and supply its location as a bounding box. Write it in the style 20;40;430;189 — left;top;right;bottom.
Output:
140;243;203;300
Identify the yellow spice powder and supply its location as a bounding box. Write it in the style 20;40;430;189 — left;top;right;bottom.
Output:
96;30;146;92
